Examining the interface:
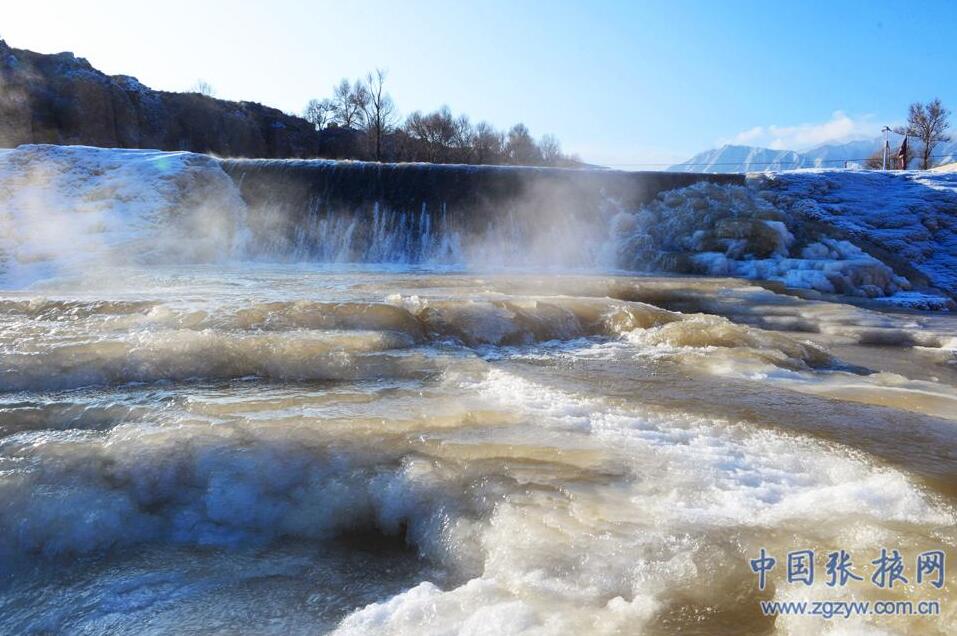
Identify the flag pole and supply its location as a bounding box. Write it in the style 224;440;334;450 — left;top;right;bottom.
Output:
881;126;891;171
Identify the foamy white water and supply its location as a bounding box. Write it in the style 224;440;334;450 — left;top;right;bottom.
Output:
0;147;955;634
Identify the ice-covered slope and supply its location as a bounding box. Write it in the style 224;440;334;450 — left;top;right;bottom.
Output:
763;169;957;302
612;169;957;308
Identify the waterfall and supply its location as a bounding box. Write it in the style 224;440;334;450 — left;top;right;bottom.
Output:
220;158;742;267
0;145;742;285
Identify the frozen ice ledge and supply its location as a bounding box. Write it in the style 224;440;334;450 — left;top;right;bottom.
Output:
221;158;741;265
1;145;955;309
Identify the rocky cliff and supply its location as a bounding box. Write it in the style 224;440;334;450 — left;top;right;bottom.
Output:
0;40;322;157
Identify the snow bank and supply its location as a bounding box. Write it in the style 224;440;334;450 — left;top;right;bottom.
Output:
611;171;956;309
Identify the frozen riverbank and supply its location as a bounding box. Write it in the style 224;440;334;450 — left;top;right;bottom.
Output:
0;145;954;309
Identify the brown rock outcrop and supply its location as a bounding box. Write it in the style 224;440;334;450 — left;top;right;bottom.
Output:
0;40;321;158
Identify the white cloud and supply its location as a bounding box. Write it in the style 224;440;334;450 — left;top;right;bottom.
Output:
731;126;765;144
720;112;884;151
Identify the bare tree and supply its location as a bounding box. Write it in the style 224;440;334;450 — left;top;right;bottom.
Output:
539;134;563;165
894;99;951;170
190;79;215;97
505;123;542;165
362;68;397;162
403;111;430;161
402;111;427;160
331;79;369;129
404;107;458;162
451;115;475;163
473;121;504;165
350;82;370;128
305;71;570;165
303;98;334;130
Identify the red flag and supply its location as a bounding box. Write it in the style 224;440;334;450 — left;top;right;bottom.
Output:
897;137;908;169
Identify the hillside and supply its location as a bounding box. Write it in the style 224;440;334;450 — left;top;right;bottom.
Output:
0;40;321;157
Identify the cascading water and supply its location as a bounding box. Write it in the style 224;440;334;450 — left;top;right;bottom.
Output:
221;157;741;267
0;145;744;278
0;145;955;635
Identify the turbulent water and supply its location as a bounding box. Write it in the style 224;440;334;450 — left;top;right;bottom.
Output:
0;146;956;635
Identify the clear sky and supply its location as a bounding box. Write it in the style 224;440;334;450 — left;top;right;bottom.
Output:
3;1;955;166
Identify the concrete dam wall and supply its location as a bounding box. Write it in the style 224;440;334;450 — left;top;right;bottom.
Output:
220;159;743;266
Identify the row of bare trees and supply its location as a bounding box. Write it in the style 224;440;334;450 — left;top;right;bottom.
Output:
866;98;951;170
303;70;578;166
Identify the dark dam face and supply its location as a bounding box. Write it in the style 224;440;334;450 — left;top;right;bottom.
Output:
220;159;742;265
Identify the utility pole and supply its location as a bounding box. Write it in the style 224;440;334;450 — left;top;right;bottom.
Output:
881;126;891;171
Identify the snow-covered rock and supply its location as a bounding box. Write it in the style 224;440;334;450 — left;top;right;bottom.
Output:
762;169;957;302
610;171;957;309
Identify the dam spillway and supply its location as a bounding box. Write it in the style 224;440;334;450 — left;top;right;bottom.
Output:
220;159;743;265
1;145;949;305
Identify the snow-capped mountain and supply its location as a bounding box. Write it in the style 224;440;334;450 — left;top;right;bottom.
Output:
668;145;810;172
802;139;885;167
670;139;957;173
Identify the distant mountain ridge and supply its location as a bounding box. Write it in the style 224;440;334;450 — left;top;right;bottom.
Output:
670;139;957;173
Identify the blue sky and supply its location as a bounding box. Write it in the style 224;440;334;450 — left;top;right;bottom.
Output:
3;1;955;166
